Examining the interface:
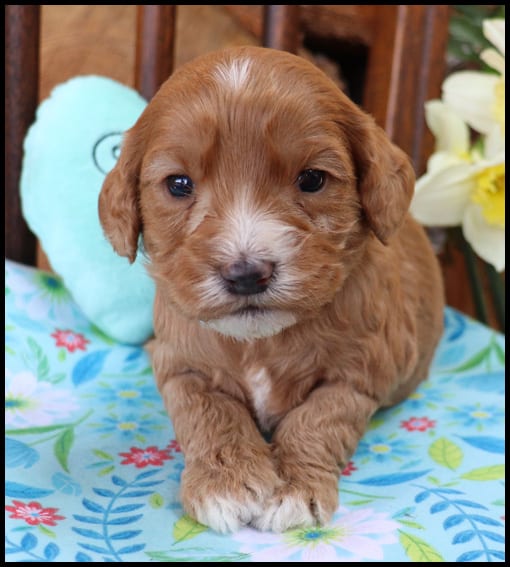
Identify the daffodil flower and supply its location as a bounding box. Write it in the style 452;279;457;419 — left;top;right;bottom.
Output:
442;18;505;141
411;18;505;273
410;101;505;272
480;18;505;75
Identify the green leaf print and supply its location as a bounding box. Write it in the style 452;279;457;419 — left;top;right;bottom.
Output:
92;449;114;461
98;465;115;477
492;340;505;365
145;549;249;562
399;530;445;562
398;519;425;530
89;323;116;345
149;493;165;509
428;437;463;470
37;524;57;539
54;428;75;473
6;423;70;435
450;345;491;372
426;476;442;486
27;337;50;381
461;464;505;481
172;515;208;543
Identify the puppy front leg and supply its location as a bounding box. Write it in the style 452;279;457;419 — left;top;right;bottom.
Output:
159;373;282;533
253;380;379;532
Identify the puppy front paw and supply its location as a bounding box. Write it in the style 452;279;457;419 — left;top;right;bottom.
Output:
180;452;281;533
251;476;339;532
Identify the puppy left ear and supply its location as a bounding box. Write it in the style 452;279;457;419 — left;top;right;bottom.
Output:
348;113;415;245
98;128;142;263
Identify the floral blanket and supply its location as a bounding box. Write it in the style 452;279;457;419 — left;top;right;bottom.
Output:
5;259;505;562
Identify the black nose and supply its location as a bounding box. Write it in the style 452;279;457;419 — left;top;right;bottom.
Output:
220;259;274;296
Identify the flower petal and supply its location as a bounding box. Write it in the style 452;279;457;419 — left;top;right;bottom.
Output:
411;162;476;226
480;48;505;75
302;542;342;562
483;19;505;56
424;100;470;154
426;151;467;175
333;534;385;560
443;71;500;134
462;204;505;272
250;543;295;563
352;519;400;535
484;125;505;159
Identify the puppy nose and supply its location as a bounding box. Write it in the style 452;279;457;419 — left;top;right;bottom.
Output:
220;259;274;295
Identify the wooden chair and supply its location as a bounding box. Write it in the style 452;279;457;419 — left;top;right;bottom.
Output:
5;4;450;267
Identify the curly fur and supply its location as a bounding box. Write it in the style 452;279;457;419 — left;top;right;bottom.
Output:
99;46;444;533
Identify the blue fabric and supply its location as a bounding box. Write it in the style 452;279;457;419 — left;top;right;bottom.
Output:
20;76;154;345
5;258;505;562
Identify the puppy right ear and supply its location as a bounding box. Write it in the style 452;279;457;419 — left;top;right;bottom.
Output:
98;129;142;263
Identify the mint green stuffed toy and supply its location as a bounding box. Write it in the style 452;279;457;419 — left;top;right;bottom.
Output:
21;76;155;345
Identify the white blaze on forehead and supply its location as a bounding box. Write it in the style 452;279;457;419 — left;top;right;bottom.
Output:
214;57;252;90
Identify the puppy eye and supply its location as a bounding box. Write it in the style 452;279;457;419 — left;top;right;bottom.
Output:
166;174;194;197
296;169;326;193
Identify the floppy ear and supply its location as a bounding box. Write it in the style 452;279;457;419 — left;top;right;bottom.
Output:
347;111;415;244
98;128;142;263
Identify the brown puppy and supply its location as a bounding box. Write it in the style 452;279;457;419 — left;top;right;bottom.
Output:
99;46;444;533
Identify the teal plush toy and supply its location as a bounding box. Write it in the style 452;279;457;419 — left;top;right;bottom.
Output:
21;76;155;345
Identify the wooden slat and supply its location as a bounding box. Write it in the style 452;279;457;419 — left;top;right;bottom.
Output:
225;5;376;47
5;5;40;265
135;5;176;101
262;5;301;53
362;5;450;175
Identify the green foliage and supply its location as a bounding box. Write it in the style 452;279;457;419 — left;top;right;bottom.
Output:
54;428;75;473
448;5;505;69
145;549;250;562
172;515;208;543
461;464;505;481
428;438;463;471
399;531;445;562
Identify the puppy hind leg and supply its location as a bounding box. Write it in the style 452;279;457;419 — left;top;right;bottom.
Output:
381;350;436;408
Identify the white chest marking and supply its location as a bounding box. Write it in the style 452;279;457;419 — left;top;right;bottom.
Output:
246;367;273;431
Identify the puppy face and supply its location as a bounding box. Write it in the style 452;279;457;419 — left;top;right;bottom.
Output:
99;46;414;340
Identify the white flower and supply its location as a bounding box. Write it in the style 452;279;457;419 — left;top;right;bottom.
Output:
442;18;505;139
5;370;79;428
411;18;505;273
481;18;505;74
6;261;84;326
442;72;503;140
410;102;505;272
233;507;398;562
